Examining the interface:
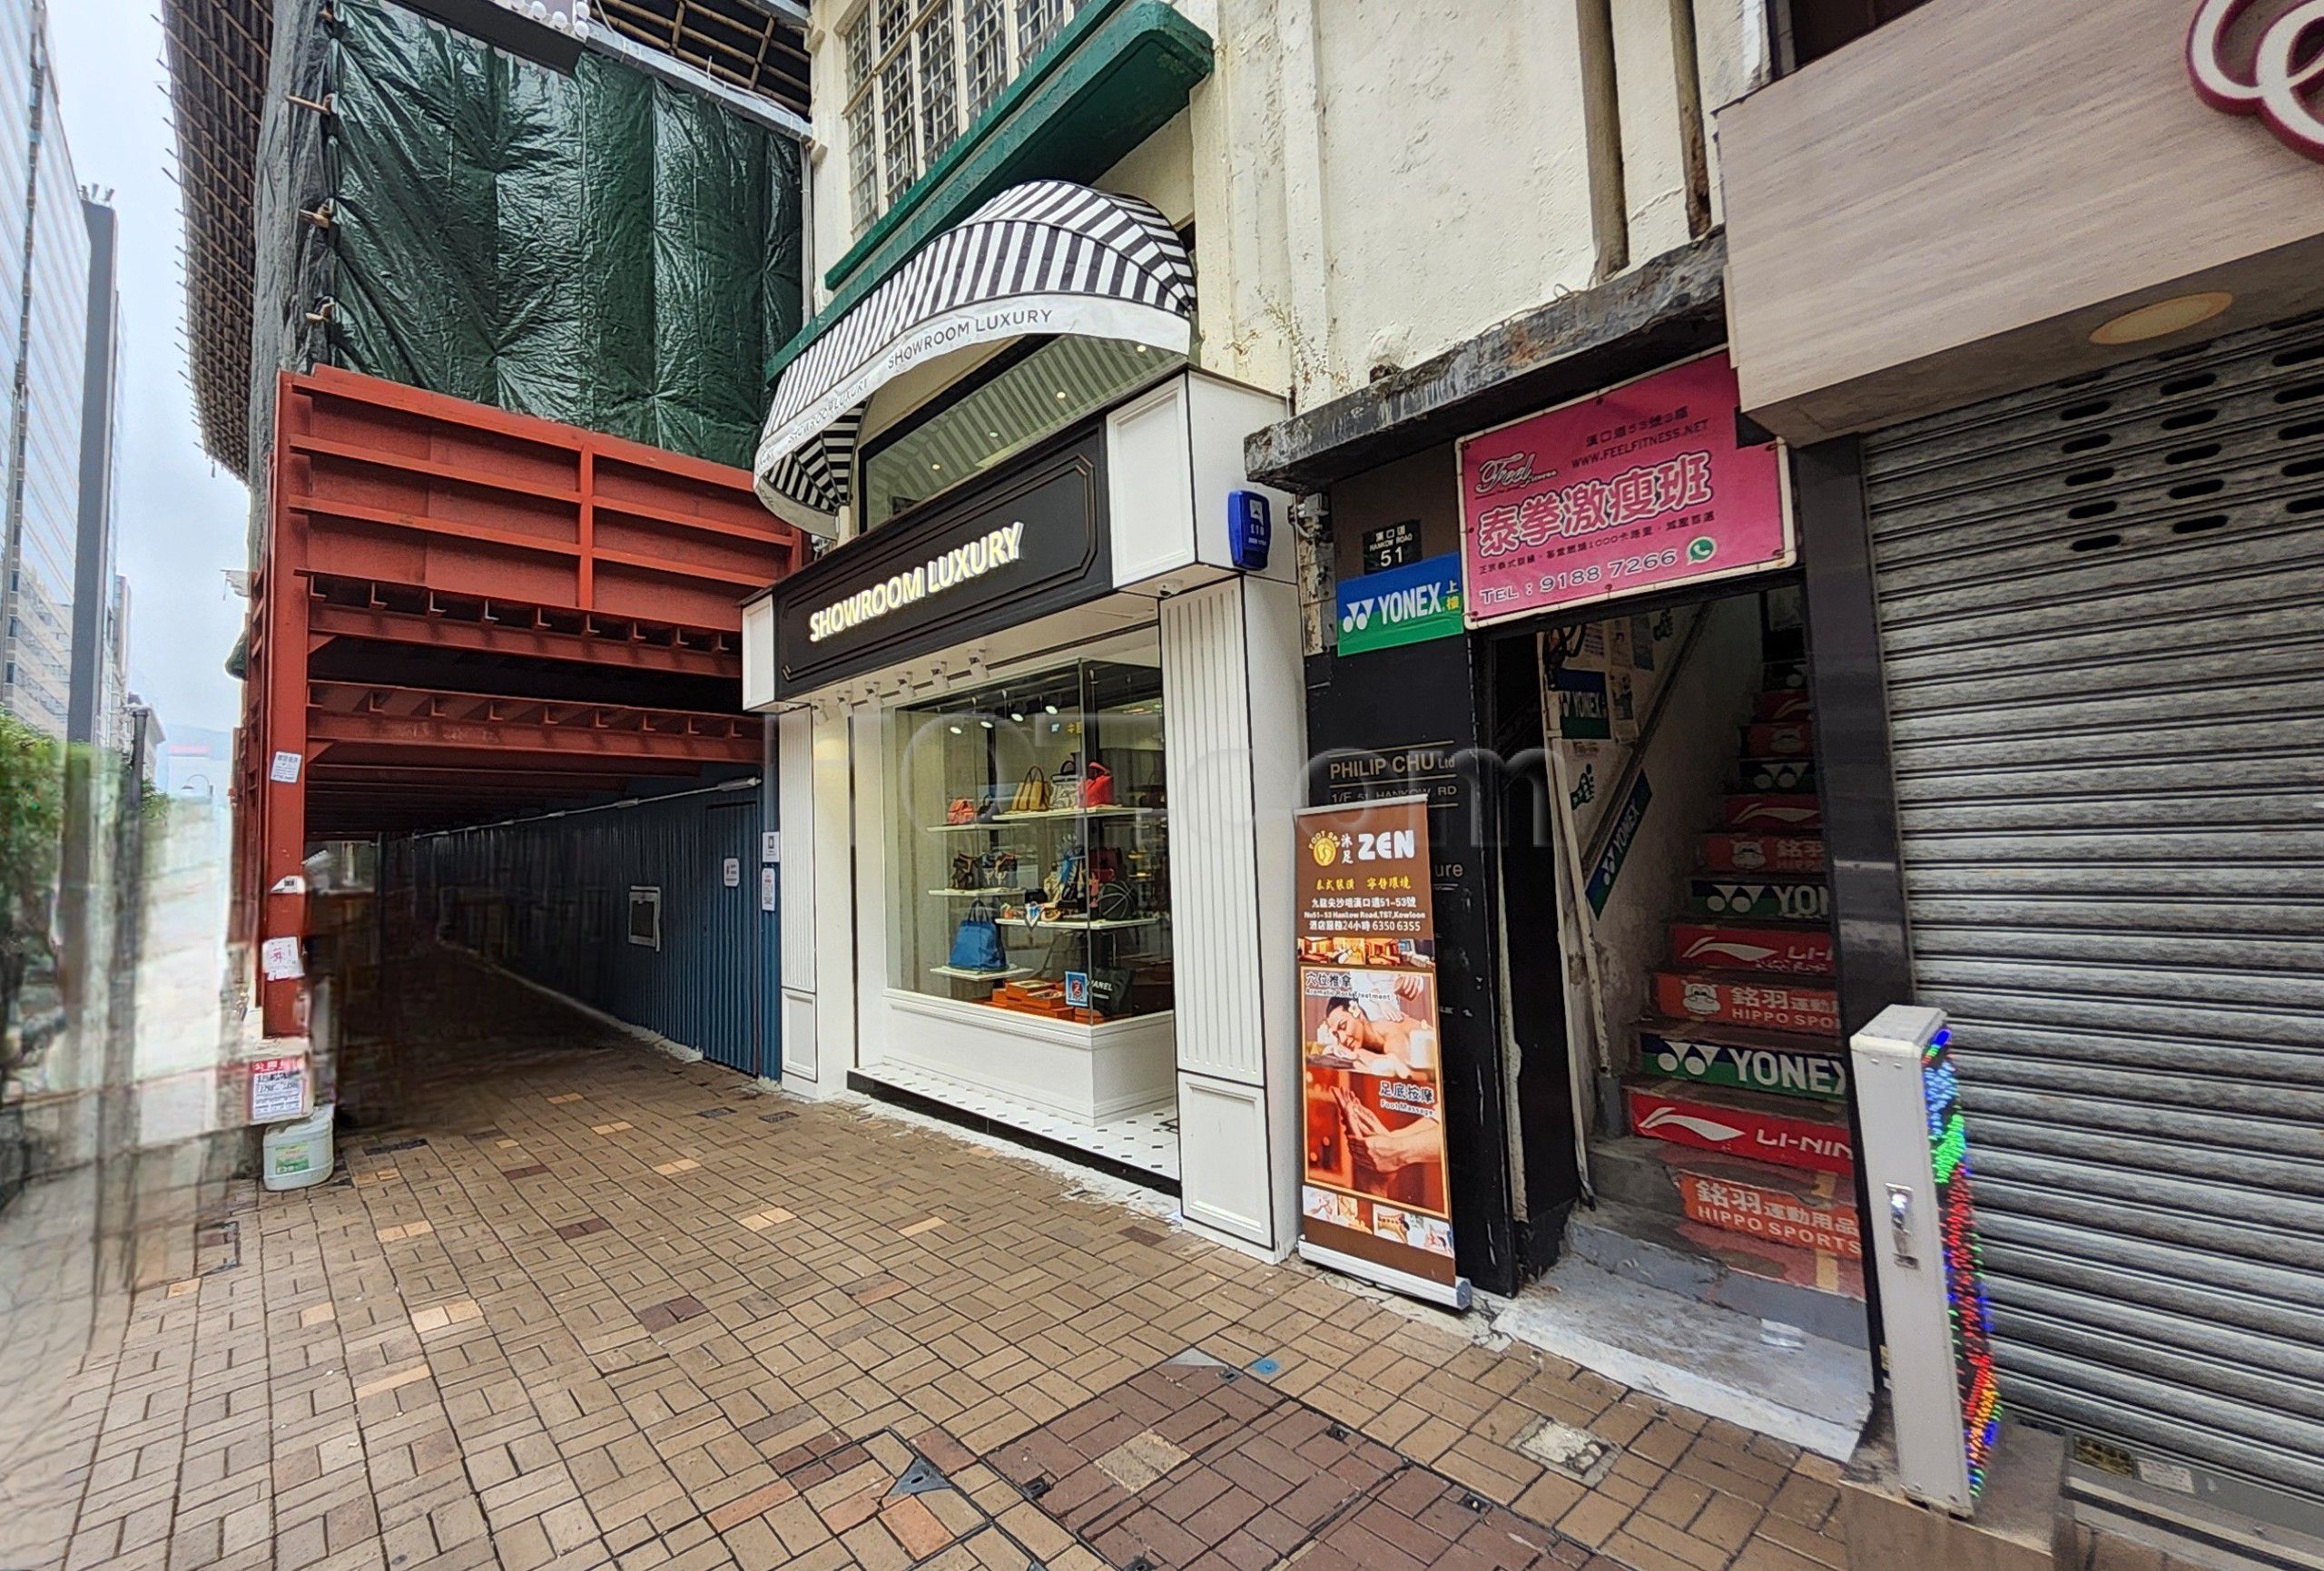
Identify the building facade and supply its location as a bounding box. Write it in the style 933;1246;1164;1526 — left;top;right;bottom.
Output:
67;193;123;751
753;0;2324;1544
748;0;1774;1289
0;0;92;741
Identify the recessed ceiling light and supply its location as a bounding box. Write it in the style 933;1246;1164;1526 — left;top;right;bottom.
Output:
1009;711;1025;722
948;724;963;734
1054;390;1068;400
980;719;994;730
2090;291;2233;346
931;461;943;471
1044;703;1059;715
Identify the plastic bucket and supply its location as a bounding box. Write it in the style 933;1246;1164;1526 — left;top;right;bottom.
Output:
262;1103;336;1191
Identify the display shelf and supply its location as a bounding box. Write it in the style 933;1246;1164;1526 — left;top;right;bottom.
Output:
924;807;1163;833
999;916;1161;932
993;805;1164;823
926;888;1018;898
929;965;1037;982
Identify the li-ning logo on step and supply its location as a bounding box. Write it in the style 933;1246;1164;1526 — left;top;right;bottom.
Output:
1683;937;1777;966
1640;1105;1746;1144
1734;804;1818;827
2190;0;2324;162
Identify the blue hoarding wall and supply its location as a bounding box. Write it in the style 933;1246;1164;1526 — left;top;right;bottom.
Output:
401;782;776;1075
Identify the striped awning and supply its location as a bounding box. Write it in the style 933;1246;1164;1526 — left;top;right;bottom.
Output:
755;181;1196;536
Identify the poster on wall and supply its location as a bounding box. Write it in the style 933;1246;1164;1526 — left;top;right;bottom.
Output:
1459;351;1789;627
1293;796;1471;1309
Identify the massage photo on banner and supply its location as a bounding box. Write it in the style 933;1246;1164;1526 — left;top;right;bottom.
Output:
1301;968;1451;1228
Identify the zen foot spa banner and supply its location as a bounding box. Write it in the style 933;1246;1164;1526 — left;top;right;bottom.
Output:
1293;796;1469;1309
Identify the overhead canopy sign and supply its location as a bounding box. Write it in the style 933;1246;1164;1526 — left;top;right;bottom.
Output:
756;181;1196;538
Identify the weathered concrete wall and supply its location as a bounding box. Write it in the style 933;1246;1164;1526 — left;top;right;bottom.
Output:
800;0;1768;469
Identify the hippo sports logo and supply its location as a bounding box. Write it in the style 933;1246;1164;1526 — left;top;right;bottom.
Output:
2189;0;2324;162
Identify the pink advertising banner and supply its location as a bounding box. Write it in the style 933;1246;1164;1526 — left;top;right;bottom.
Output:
1458;352;1790;626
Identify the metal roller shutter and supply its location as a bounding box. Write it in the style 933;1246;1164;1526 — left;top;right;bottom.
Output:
1860;311;2324;1515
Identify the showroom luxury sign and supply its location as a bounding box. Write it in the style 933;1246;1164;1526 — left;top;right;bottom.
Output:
806;523;1027;643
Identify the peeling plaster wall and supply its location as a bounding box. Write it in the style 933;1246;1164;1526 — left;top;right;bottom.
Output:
1180;0;1768;412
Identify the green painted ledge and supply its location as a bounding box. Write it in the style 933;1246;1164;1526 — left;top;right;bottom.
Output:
764;0;1213;388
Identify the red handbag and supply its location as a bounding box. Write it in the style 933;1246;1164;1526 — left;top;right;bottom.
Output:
1079;763;1117;808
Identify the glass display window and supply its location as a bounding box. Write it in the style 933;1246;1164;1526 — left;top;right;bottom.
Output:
888;655;1171;1024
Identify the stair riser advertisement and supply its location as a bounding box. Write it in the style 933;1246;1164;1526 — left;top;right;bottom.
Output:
1676;1174;1861;1258
1688;880;1830;923
1702;835;1827;875
1642;1033;1848;1101
1722;794;1823;832
1294;797;1467;1307
1629;1085;1855;1175
1656;975;1839;1036
1668;923;1832;976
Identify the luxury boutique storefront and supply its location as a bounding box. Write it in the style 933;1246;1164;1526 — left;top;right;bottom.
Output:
743;182;1308;1257
746;373;1303;1246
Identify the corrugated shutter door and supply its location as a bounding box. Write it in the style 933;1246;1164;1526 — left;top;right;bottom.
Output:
1860;311;2324;1508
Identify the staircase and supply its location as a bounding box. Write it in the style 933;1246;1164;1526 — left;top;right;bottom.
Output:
1575;655;1868;1349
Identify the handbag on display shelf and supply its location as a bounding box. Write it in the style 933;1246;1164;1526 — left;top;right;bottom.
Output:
1079;762;1117;808
947;899;1009;973
949;853;982;891
1092;878;1140;924
1010;768;1053;815
947;797;978;825
1088;967;1136;1018
1053;752;1081;800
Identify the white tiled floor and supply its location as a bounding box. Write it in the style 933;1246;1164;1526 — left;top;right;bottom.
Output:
859;1060;1180;1182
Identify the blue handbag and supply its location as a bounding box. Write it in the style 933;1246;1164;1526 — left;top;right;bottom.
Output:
948;898;1008;972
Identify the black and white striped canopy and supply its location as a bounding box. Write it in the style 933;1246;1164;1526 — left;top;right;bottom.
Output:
755;181;1196;536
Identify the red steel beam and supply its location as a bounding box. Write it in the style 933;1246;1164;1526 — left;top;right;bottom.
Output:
306;600;736;678
281;366;810;627
305;681;761;764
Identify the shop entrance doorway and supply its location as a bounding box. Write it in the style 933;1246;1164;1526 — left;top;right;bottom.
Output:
1502;583;1874;1456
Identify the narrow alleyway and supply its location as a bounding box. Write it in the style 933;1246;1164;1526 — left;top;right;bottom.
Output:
20;952;1852;1571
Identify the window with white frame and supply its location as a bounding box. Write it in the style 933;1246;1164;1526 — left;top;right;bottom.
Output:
840;0;1088;238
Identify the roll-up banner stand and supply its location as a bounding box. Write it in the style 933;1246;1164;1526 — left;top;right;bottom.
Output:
1293;795;1472;1310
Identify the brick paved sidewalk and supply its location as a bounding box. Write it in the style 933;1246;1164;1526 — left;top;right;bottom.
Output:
9;954;1849;1571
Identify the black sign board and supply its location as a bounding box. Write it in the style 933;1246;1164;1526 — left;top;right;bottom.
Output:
766;426;1110;699
399;0;586;72
1363;520;1423;574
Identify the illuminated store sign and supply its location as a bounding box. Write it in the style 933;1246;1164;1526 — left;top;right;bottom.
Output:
807;523;1025;643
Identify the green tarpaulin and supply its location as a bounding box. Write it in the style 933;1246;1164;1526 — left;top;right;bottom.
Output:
255;0;801;483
